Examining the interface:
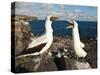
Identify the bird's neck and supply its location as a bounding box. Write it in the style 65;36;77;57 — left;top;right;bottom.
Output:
72;26;80;43
45;19;53;35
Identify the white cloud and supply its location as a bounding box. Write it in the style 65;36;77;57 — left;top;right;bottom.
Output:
14;2;97;21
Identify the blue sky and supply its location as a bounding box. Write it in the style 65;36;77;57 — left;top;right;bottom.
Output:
14;2;97;21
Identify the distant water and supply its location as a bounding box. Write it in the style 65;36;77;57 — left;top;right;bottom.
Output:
30;20;97;38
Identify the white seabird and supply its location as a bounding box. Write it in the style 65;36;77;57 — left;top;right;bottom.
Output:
17;15;58;57
67;21;87;58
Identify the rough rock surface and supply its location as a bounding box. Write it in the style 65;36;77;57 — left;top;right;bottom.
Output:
11;15;36;55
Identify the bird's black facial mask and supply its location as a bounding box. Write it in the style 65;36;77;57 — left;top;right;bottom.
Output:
50;16;59;21
67;22;74;29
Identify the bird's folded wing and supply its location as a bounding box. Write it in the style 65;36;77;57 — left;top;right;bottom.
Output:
27;35;47;49
80;41;85;48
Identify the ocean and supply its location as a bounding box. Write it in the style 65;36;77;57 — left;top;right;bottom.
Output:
30;20;97;38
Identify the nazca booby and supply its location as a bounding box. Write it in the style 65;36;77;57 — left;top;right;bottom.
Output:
17;15;58;57
67;21;87;58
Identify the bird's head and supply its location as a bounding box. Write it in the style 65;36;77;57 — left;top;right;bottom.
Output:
46;15;59;21
66;20;78;29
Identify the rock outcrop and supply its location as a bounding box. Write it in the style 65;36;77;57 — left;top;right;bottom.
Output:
11;15;37;55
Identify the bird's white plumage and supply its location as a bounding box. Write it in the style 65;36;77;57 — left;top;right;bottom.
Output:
26;15;58;55
80;41;85;48
67;21;87;58
73;21;87;58
27;35;47;49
